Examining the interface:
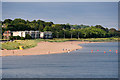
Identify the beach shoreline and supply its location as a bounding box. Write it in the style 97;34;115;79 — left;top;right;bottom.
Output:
1;41;104;57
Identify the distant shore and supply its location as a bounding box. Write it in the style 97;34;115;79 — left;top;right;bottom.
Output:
1;41;104;56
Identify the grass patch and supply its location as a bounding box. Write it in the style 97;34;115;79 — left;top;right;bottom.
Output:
2;40;38;50
78;38;118;42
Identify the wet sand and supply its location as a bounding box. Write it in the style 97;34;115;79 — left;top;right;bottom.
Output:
1;41;101;56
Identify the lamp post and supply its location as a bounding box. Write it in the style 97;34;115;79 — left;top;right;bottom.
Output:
78;32;79;39
71;32;72;39
63;28;65;39
71;30;73;39
64;31;65;39
56;32;59;38
70;28;74;39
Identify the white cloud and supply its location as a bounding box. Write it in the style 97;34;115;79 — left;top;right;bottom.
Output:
2;0;120;2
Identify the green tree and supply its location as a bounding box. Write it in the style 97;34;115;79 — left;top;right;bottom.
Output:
25;34;32;39
11;18;26;25
3;19;12;24
43;26;52;31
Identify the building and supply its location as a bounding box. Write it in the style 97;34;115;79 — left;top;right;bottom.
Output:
12;31;25;37
12;31;40;39
3;31;12;39
12;31;52;39
40;31;52;39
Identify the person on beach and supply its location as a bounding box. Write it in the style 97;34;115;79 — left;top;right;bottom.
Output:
67;50;70;53
48;51;50;54
67;49;70;53
13;51;14;54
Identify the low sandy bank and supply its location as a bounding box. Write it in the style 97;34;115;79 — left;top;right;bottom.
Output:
1;41;102;56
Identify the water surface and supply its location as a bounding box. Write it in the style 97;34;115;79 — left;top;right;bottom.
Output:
2;42;118;78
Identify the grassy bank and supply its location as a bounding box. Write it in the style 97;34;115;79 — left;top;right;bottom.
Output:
78;38;118;42
1;37;118;50
2;40;38;50
47;37;118;42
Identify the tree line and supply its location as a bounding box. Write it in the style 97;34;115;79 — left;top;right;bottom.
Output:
2;18;119;38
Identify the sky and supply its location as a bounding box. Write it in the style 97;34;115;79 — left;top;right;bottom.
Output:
2;0;120;2
2;2;118;29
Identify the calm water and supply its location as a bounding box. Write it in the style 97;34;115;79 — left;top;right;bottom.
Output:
2;42;118;78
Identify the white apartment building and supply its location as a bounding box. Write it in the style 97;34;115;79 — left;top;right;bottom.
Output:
12;31;26;37
12;31;52;39
40;31;53;39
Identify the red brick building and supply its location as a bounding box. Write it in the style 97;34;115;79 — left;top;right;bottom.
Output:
3;31;12;39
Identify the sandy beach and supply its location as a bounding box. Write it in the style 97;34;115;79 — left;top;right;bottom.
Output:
1;41;101;56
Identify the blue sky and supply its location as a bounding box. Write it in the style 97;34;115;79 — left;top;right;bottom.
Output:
2;2;118;29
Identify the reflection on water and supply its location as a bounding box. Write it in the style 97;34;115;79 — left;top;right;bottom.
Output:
2;42;118;78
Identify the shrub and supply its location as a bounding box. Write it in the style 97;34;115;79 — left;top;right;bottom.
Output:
25;34;32;39
10;36;21;40
21;37;25;40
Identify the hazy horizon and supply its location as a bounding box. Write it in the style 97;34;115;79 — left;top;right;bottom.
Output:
2;2;118;29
